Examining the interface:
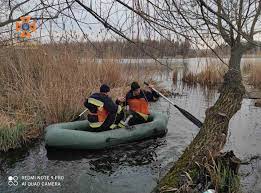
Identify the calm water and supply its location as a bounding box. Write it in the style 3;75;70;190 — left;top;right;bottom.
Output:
0;59;261;193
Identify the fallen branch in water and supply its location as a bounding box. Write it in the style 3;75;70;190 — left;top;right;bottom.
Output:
240;155;261;165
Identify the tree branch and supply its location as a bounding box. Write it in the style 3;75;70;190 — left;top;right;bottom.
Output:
75;0;173;70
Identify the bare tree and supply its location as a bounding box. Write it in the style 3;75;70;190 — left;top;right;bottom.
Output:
0;0;74;44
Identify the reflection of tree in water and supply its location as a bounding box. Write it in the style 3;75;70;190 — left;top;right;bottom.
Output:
89;139;166;174
46;138;166;175
0;143;31;173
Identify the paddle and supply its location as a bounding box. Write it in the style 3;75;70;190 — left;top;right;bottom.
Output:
72;109;88;122
144;82;203;128
123;115;133;127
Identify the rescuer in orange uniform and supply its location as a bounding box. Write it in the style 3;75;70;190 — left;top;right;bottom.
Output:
117;81;159;126
84;84;125;132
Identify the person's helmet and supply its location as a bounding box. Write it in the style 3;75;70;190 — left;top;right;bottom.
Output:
131;81;140;91
100;84;110;93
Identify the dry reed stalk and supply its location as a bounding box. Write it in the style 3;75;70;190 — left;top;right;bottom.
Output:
249;64;261;88
182;72;198;85
172;69;178;83
182;64;227;86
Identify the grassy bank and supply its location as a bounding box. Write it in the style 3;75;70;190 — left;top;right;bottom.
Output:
0;45;160;151
0;113;26;151
178;61;261;87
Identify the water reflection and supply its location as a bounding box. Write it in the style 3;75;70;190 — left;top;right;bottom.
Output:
46;138;166;175
90;139;164;174
0;144;33;169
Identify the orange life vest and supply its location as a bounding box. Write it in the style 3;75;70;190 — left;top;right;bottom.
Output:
128;98;149;115
97;108;108;122
87;97;122;129
88;107;108;122
87;97;109;127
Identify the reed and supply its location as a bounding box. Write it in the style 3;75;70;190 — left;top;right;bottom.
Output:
241;63;252;74
196;64;226;86
206;159;241;193
0;44;158;151
248;64;261;88
172;69;178;83
180;60;261;87
181;64;227;86
182;71;198;85
0;113;27;151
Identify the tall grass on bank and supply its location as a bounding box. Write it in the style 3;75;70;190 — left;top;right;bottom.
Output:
205;157;241;193
0;45;158;151
179;60;261;87
249;64;261;88
172;69;178;83
0;113;26;151
182;64;227;86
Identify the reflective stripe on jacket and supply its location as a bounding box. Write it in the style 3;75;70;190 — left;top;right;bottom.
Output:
84;92;122;130
87;97;121;129
88;97;108;122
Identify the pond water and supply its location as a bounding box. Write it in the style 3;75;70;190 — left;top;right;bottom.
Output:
119;56;261;70
0;58;260;193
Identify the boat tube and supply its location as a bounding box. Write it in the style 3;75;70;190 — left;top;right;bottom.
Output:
44;112;168;150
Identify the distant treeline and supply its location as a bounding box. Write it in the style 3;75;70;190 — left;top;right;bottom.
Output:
214;43;261;56
50;40;260;58
90;39;192;58
11;39;260;58
46;39;192;58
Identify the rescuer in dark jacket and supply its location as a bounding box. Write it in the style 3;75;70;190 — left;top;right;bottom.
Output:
84;84;124;132
116;81;159;126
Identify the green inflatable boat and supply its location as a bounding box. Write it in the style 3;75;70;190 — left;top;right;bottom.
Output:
44;112;168;150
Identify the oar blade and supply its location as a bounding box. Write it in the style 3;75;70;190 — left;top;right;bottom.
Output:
174;105;203;128
144;81;203;128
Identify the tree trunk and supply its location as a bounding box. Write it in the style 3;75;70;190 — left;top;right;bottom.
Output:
158;46;245;192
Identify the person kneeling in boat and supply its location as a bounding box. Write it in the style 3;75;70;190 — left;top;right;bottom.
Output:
117;81;159;126
84;84;125;132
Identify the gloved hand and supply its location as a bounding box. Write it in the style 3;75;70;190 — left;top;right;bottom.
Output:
117;96;125;102
148;84;155;90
